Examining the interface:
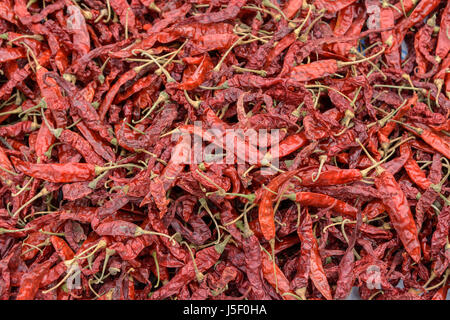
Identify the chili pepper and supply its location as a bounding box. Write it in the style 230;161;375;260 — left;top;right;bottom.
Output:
261;132;308;165
400;141;432;190
240;225;271;300
16;254;58;300
0;120;40;138
296;211;332;300
261;248;297;300
41;111;104;166
99;69;138;121
43;73;116;145
0;47;25;63
67;5;90;57
286;192;358;218
362;200;386;220
50;236;75;261
287;48;385;83
377;94;417;150
314;0;358;13
0;1;16;24
258;169;301;241
282;0;303;19
35;109;55;162
294;168;364;187
150;236;231;300
380;1;401;70
178;54;214;90
436;1;450;61
405;123;450;159
73;116;116;163
10;157;139;183
358;140;421;263
398;0;441;35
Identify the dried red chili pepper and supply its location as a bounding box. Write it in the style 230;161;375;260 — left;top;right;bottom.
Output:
358;140;421;263
0;0;447;302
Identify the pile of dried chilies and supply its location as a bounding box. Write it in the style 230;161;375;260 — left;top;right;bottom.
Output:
0;0;449;300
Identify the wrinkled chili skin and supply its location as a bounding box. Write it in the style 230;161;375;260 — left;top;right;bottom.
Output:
0;0;448;302
150;244;223;300
375;170;421;263
258;169;301;240
11;157;96;183
295;192;358;218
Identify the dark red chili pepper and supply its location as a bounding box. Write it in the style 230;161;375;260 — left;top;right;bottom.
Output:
370;160;422;263
295;211;332;300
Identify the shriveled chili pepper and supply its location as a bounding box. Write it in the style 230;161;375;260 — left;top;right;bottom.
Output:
358;140;421;263
285;191;359;218
295;211;332;300
10;157;138;183
150;236;231;300
258;169;301;241
400;141;432;190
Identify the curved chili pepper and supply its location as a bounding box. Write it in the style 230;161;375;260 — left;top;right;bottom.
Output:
377;94;417;149
50;236;75;261
150;237;231;300
291;192;358;218
258;169;301;241
261;249;297;300
295;211;332;300
375;168;422;263
400;142;432;190
16;254;58;300
380;1;401;69
11;157;97;183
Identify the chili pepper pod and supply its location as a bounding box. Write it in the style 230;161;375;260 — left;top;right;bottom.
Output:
150;236;231;300
260;249;298;300
236;219;271;300
403;123;450;159
436;0;450;61
294;210;333;300
287;48;385;84
260;132;308;166
10;157;141;183
362;200;386;220
377;94;417;151
50;236;75;261
40;109;104;166
284;192;359;218
258;169;301;241
43;73;117;146
357;139;422;263
16;253;59;300
399;141;432;190
0;146;16;187
380;0;401;69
